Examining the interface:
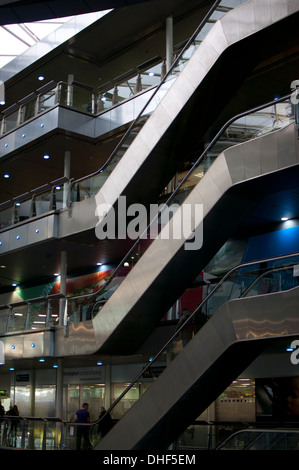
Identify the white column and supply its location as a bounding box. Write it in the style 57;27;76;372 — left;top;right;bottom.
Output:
166;16;173;73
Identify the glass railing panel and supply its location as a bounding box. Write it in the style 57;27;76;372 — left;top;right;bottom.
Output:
23;419;45;450
7;305;28;332
20;99;37;123
0;308;9;334
4;110;19;133
0;206;13;229
16;199;32;222
33;192;52;216
66;264;134;322
27;301;48;330
71;85;94;113
176;100;294;203
38;89;57;113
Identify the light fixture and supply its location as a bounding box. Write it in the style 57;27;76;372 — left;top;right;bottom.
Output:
97;262;102;266
281;217;289;221
148;72;155;76
43;154;50;159
97;361;103;366
12;283;17;287
10;367;14;371
39;358;45;362
0;100;5;105
53;364;58;369
3;173;9;178
35;229;39;233
38;75;45;81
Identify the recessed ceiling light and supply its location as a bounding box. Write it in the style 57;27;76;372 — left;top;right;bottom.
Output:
281;217;289;221
0;100;5;105
3;173;9;178
43;154;50;159
38;75;45;81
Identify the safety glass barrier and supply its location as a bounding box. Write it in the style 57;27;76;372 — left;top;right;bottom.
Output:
98;62;164;111
217;428;299;450
7;305;28;332
0;307;9;334
0;297;60;334
65;263;137;322
0;417;62;450
202;254;299;317
0;206;14;229
88;252;299;441
0;183;68;231
176;100;294;197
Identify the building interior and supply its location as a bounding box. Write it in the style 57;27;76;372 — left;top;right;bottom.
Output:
0;0;299;451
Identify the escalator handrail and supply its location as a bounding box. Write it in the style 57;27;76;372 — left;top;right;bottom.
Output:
71;0;223;186
91;251;299;432
67;92;294;305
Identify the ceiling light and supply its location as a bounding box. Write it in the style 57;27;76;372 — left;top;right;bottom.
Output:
12;283;17;287
43;154;50;159
3;173;9;178
0;100;5;105
281;217;289;221
38;75;45;81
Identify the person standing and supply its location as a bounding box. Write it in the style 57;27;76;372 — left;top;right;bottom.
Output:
74;403;90;450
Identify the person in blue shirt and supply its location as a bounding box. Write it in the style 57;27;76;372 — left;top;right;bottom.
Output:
74;402;90;450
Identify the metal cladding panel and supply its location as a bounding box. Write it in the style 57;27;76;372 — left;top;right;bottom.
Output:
0;214;58;254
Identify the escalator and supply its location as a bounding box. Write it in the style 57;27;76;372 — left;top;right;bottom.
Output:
89;106;299;355
94;254;299;450
92;0;299;227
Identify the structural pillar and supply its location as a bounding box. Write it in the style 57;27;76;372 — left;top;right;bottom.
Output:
166;16;173;73
59;251;67;327
63;150;71;207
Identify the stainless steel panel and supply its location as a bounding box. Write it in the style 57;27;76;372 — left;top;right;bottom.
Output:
3;329;54;359
0;214;58;255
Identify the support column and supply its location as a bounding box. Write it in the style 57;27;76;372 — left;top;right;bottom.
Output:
104;365;111;409
30;370;36;417
63;150;71;207
59;251;67;327
66;74;74;107
166;16;173;73
55;358;64;419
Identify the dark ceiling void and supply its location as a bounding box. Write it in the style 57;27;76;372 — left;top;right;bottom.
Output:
0;0;152;25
